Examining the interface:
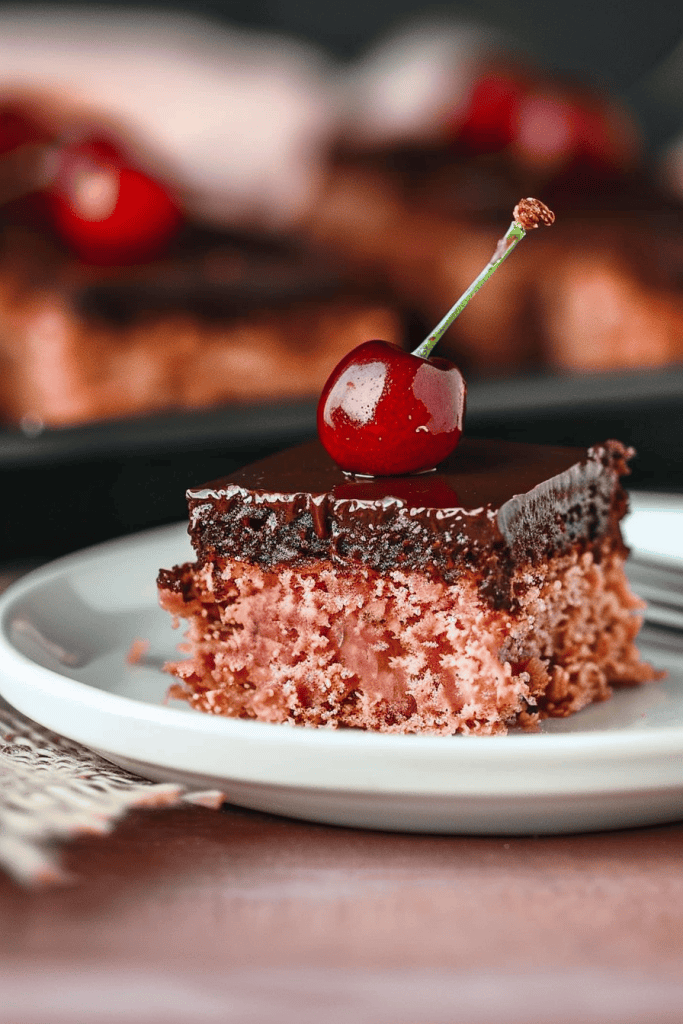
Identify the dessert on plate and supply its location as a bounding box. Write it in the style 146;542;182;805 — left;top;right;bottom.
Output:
158;434;654;735
158;200;657;734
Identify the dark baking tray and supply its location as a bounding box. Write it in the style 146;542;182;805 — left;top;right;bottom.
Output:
2;364;682;561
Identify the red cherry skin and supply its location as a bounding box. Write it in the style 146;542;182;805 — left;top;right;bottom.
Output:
455;72;524;153
0;106;54;225
48;137;182;264
317;340;466;476
570;102;634;173
0;108;46;154
512;91;577;170
512;85;636;178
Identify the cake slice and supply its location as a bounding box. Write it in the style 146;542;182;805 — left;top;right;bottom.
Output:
157;436;656;735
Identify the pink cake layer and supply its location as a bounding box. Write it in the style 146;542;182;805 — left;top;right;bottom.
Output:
159;538;656;735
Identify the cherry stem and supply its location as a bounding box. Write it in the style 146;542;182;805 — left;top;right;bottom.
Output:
412;219;526;360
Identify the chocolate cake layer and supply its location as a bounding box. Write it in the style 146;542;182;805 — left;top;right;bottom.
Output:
173;437;631;610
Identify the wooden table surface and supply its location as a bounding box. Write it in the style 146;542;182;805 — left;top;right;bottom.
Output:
1;564;683;1024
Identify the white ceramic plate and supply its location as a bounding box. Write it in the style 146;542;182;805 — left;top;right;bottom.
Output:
0;493;682;836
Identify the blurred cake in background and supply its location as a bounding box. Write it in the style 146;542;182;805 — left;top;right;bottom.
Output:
0;223;399;427
0;11;403;428
307;21;683;375
0;11;682;429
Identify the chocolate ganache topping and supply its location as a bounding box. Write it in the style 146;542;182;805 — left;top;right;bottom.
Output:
179;437;631;608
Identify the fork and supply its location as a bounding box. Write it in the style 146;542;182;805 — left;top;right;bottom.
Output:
628;555;683;632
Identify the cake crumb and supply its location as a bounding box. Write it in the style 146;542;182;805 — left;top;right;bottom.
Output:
126;637;150;665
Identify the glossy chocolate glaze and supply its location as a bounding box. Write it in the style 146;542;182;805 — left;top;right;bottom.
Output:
170;437;631;610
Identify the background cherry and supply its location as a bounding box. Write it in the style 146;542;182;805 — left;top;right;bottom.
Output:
456;71;526;154
0;106;54;225
0;108;46;154
48;137;182;264
450;68;634;181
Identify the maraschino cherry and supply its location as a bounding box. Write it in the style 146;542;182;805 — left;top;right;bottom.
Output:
48;137;182;264
318;198;555;476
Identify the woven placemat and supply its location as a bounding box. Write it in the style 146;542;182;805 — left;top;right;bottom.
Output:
0;698;226;886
